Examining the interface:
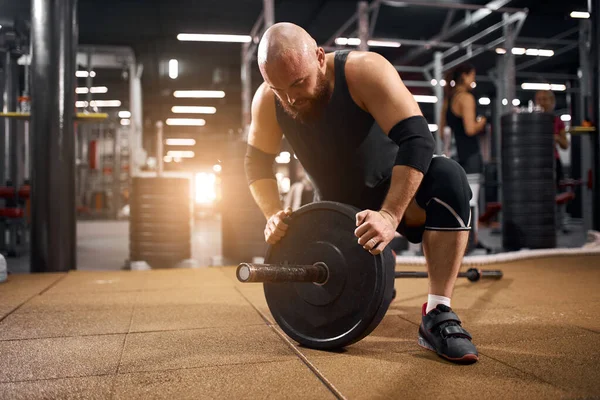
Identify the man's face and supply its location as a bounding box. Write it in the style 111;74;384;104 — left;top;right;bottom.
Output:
535;91;555;112
263;50;331;123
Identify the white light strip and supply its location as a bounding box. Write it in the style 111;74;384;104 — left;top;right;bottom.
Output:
396;247;600;266
118;111;131;119
570;11;590;19
511;47;526;55
169;59;178;79
366;40;401;48
561;114;572;122
335;37;401;48
165;118;206;126
75;100;122;108
177;33;251;43
171;106;217;114
479;97;491;105
428;124;438;132
165;138;196;146
173;90;225;99
76;71;96;78
495;48;507;54
413;95;438;103
76;86;108;94
166;150;195;158
120;119;130;126
521;83;567;91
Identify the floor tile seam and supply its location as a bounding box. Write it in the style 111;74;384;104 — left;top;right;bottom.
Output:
267;325;347;400
111;303;136;400
478;350;574;393
0;372;115;385
0;274;71;324
232;286;345;399
115;358;305;377
0;323;272;342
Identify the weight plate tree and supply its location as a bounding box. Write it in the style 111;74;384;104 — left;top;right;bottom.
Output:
501;112;557;250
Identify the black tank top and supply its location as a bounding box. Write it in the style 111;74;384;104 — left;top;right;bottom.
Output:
446;93;480;162
274;50;398;210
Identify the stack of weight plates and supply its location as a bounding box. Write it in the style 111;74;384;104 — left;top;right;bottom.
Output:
501;112;557;250
129;177;191;268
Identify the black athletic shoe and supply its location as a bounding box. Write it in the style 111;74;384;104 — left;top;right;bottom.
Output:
418;303;479;364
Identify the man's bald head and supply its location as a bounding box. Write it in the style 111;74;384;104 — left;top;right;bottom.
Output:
257;22;318;74
255;22;331;124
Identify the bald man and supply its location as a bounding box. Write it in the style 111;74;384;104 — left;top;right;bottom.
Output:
245;23;477;364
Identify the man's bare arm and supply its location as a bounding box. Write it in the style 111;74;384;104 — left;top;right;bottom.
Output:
347;52;435;226
247;83;285;220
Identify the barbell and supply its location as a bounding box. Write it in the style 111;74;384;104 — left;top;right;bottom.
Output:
237;201;502;350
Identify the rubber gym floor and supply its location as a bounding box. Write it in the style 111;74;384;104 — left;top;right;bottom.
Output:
0;254;598;399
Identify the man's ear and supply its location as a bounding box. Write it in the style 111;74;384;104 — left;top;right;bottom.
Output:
316;47;326;68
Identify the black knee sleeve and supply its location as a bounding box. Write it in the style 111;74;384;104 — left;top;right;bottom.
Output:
416;156;473;231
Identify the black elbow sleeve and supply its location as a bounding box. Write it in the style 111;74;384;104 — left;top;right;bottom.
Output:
388;115;435;175
244;144;277;185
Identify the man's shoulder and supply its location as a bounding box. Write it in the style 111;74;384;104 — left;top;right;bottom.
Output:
344;51;388;76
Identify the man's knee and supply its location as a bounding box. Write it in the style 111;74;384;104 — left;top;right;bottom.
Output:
418;156;472;231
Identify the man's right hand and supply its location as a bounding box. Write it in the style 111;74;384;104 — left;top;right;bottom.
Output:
264;208;293;244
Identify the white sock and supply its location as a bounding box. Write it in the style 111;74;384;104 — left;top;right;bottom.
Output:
426;294;452;314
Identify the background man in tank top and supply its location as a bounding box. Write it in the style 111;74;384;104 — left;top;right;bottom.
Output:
244;22;478;364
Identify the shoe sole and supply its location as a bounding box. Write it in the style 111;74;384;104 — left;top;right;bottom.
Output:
418;335;479;364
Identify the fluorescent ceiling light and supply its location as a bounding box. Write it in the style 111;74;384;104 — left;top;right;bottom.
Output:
213;164;222;173
120;119;130;126
75;100;121;108
537;49;554;57
169;59;178;79
479;97;491;105
165;138;196;146
502;99;508;106
335;37;401;48
511;47;526;55
171;106;217;114
92;100;121;107
561;114;572;122
165;118;206;126
430;79;438;86
496;48;507;54
167;150;195;158
367;40;400;48
173;90;225;99
177;33;251;43
512;99;521;106
570;11;590;19
76;86;108;94
76;71;96;78
413;95;438;103
118;111;131;119
428;124;438;132
525;48;554;57
521;83;566;91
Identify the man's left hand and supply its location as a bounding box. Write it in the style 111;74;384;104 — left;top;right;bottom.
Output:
354;209;398;255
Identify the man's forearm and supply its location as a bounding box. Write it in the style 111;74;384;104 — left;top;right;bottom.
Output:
380;166;425;226
249;179;284;220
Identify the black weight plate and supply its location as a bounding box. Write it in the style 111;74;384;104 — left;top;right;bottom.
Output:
264;201;395;350
502;167;554;181
130;214;191;224
502;135;555;147
130;230;191;241
502;147;555;159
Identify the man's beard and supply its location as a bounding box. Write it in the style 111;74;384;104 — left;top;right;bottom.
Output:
279;72;331;124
